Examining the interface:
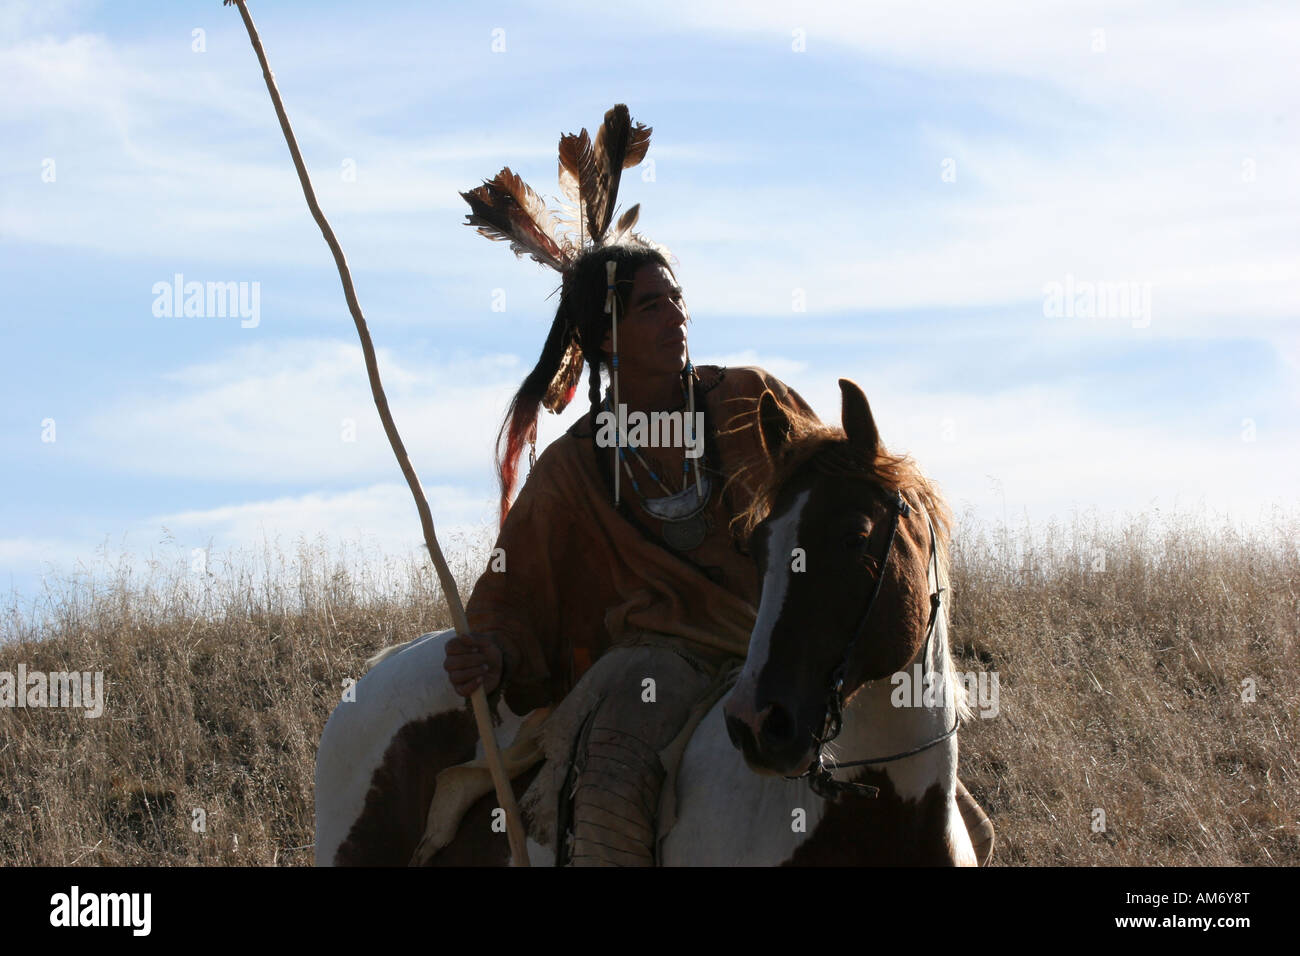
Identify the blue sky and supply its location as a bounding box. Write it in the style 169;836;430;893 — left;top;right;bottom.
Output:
2;0;1298;609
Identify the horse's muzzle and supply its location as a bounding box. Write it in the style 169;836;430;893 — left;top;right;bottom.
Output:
723;685;813;776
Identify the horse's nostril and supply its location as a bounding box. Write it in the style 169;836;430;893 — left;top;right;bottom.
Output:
725;712;752;751
758;702;794;747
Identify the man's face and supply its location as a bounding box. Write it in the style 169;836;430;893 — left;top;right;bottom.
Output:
601;263;689;379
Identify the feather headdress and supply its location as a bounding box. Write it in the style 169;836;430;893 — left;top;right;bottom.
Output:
459;104;660;414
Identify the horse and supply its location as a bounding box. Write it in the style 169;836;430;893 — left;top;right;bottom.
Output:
315;378;991;865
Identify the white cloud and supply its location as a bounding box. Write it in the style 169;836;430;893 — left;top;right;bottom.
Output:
73;341;815;488
616;0;1300;120
0;481;501;611
782;359;1300;528
0;30;583;271
5;7;1297;330
0;535;88;569
153;481;497;558
0;0;95;46
698;350;808;384
75;339;579;484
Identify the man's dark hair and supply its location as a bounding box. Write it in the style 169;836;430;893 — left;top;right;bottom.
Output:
495;241;676;526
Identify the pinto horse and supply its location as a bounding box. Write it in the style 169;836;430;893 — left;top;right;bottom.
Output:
315;379;991;865
717;378;984;864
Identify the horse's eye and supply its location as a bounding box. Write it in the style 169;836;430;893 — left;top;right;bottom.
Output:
843;531;871;552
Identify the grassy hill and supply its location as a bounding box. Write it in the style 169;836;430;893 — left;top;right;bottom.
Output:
2;513;1296;865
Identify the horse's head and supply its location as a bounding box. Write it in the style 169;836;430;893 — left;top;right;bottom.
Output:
724;378;949;777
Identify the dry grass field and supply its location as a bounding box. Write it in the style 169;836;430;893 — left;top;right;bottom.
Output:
2;512;1296;866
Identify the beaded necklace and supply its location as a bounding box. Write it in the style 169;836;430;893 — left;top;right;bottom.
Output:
602;366;712;551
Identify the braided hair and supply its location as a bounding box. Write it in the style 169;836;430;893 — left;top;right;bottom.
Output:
495;241;676;527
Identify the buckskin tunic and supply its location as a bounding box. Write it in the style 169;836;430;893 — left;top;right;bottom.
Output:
461;364;816;864
466;365;817;716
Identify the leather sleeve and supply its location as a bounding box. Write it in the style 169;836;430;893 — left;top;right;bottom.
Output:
465;472;570;713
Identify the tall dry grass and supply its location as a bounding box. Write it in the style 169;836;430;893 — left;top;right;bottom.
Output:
949;507;1299;865
1;512;1295;865
0;531;491;866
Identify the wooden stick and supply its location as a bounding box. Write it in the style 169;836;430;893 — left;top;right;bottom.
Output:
224;0;529;867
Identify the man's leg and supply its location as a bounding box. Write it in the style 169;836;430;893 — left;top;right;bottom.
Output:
567;643;718;866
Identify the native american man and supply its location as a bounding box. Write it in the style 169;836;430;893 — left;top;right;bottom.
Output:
434;105;826;865
443;237;817;865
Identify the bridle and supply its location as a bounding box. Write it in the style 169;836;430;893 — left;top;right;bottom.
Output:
792;489;958;800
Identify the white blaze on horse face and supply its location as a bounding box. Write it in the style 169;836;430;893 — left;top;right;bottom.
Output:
739;489;812;691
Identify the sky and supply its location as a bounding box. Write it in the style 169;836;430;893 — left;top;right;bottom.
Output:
2;0;1298;612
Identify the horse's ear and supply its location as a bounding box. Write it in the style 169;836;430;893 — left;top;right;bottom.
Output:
839;378;879;456
758;389;793;456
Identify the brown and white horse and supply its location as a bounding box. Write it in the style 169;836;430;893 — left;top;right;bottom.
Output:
706;378;977;864
315;379;983;865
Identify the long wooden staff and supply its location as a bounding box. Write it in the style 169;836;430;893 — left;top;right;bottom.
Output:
224;0;529;866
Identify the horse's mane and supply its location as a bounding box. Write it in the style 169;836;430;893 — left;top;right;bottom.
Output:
729;415;953;587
